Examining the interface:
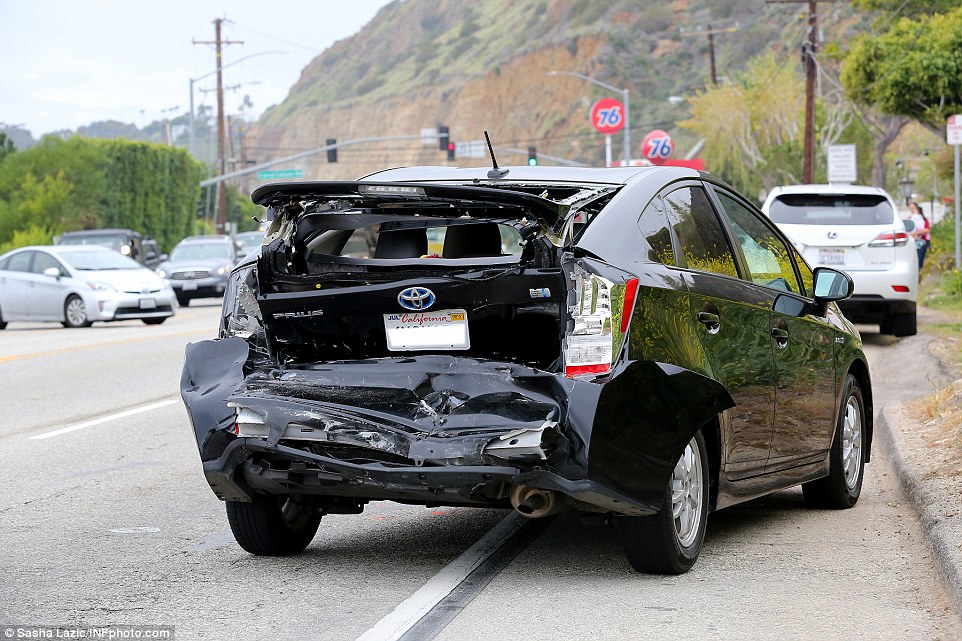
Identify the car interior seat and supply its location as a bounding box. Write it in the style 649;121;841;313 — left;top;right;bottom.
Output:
441;222;503;258
373;228;428;259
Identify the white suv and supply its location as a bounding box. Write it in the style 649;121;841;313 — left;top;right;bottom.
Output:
761;184;918;336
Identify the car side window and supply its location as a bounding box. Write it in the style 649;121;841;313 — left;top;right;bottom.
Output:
664;185;739;278
5;251;33;273
637;195;676;266
31;252;63;275
715;191;801;294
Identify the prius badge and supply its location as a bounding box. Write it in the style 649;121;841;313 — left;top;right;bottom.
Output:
398;286;436;311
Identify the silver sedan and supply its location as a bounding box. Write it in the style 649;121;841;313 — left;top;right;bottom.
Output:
0;245;177;328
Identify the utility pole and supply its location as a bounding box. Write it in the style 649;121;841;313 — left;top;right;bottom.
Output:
767;0;840;183
681;25;736;86
160;106;179;145
193;18;242;234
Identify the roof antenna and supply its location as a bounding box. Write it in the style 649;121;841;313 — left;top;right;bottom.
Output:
484;131;509;179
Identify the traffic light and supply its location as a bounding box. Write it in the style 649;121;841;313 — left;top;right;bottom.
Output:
326;138;337;163
447;141;456;161
527;146;537;166
438;126;449;151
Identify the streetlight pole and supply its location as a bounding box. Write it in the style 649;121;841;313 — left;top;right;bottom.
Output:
548;70;631;166
188;50;286;157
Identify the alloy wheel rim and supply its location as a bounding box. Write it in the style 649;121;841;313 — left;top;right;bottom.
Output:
842;396;863;490
66;299;86;326
671;437;704;548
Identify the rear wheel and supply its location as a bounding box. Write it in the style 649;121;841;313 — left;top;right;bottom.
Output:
803;374;865;508
62;295;92;328
0;304;6;330
226;494;321;556
618;430;709;574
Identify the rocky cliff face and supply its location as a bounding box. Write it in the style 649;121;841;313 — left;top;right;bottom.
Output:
245;0;859;183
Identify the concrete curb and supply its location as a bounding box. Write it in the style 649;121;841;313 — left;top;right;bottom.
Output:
877;404;962;615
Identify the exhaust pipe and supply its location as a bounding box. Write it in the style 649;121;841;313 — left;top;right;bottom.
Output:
509;485;565;519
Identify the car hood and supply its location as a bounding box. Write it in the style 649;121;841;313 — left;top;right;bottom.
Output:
160;257;233;271
76;268;168;291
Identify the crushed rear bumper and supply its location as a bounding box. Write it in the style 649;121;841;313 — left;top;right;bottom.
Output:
181;337;734;516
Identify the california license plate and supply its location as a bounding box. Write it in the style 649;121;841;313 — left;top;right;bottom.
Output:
818;249;846;265
384;309;470;351
139;298;156;309
182;282;198;291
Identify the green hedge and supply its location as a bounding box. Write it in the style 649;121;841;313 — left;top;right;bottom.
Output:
0;136;204;253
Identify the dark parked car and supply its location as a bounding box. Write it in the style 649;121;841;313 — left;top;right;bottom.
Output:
56;228;167;270
182;166;872;574
155;235;241;306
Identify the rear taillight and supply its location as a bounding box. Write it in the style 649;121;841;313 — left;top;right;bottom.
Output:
563;266;637;379
868;230;909;247
892;285;910;293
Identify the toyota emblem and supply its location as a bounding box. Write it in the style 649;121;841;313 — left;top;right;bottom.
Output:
398;287;436;311
827;231;838;239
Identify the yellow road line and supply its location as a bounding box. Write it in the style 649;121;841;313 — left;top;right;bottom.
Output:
0;328;215;364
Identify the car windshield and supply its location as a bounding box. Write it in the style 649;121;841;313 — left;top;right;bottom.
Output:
60;249;143;271
170;243;232;261
768;194;895;226
59;234;128;250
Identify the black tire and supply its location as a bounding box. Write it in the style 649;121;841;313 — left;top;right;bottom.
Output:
0;304;6;330
226;494;321;556
62;294;93;328
141;317;167;325
176;293;190;307
889;312;917;337
618;430;709;574
803;374;865;508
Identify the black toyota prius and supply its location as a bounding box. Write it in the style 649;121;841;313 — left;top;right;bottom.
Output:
181;165;871;574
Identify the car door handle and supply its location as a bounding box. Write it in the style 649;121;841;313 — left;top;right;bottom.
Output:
697;311;720;334
771;326;790;348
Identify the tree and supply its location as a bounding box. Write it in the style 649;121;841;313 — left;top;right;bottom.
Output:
0;132;14;164
681;54;805;200
842;7;962;132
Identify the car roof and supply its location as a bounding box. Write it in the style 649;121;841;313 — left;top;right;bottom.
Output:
358;164;690;186
59;228;142;236
11;245;112;253
768;184;894;197
178;235;233;243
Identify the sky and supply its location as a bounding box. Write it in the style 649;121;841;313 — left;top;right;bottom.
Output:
0;0;394;137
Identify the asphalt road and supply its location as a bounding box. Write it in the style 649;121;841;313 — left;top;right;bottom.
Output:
1;303;959;640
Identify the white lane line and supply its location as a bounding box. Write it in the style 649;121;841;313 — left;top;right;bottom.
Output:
355;512;526;641
29;399;179;440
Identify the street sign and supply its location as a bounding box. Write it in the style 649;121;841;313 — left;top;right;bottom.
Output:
256;169;303;180
827;144;857;183
590;98;625;134
948;115;962;145
641;130;673;165
420;128;437;146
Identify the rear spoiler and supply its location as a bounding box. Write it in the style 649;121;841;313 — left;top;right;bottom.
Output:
250;181;570;235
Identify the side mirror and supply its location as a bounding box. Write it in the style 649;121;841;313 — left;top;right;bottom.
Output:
903;219;916;232
812;267;853;302
159;253;169;262
43;267;62;279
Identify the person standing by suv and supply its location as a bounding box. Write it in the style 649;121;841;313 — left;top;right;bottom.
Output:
905;202;930;269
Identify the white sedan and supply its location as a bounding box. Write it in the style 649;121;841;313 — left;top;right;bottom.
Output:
0;245;177;329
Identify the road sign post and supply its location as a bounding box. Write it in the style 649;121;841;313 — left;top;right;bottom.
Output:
948;115;962;269
590;98;625;167
827;144;857;184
